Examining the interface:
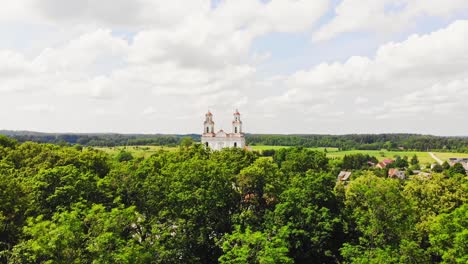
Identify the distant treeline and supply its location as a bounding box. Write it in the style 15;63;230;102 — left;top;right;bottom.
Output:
0;130;200;147
1;130;467;152
248;134;468;152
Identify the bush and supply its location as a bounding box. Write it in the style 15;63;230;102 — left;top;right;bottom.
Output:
116;150;134;162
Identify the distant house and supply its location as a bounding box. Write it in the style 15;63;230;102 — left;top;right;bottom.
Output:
449;158;468;171
412;170;431;178
388;168;406;179
376;159;394;169
376;162;385;169
337;171;352;182
418;172;431;178
412;170;430;176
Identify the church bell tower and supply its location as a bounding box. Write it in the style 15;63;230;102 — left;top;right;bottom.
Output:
204;111;215;135
232;109;242;134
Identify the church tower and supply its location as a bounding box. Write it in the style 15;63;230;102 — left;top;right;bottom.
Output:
204;111;215;135
232;109;242;134
202;110;246;150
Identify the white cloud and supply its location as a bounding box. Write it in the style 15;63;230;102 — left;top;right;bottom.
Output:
33;29;129;73
0;1;329;133
142;106;157;115
0;1;467;135
18;104;55;113
354;96;369;104
0;1;38;22
260;20;468;134
4;0;210;30
313;0;468;41
0;51;33;79
2;0;327;33
127;0;328;70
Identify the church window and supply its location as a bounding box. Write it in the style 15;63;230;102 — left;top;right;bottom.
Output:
235;127;238;133
234;142;237;147
206;127;209;133
205;142;209;147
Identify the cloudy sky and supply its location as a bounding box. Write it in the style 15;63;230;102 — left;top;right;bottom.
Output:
1;0;467;135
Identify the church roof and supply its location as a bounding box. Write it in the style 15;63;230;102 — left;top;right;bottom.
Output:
207;129;244;138
216;130;227;137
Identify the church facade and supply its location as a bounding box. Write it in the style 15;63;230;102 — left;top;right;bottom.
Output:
201;110;246;150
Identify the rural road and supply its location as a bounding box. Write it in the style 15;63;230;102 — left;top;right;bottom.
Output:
429;152;443;165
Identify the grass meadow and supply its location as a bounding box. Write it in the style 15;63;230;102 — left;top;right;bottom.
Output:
431;151;468;161
251;146;468;164
92;145;176;159
93;144;467;164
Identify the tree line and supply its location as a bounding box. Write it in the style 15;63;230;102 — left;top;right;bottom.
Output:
0;130;199;147
247;134;468;152
2;131;467;152
0;135;466;263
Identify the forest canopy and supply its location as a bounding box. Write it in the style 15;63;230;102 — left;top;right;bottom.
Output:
0;135;466;263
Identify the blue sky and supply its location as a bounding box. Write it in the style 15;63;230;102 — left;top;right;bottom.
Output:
0;0;468;135
252;1;468;75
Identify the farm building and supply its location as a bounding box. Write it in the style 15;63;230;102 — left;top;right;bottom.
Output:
376;159;394;169
388;168;406;179
448;158;468;171
337;171;352;182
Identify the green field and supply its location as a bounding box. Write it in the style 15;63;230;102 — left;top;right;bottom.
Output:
431;152;468;161
326;150;435;164
251;146;468;164
251;145;339;152
94;145;467;164
92;145;176;158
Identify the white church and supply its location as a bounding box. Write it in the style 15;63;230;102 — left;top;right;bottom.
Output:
201;110;246;150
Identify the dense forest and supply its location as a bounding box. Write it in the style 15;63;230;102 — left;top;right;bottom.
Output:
247;134;468;152
0;130;197;147
0;134;466;263
1;131;468;152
